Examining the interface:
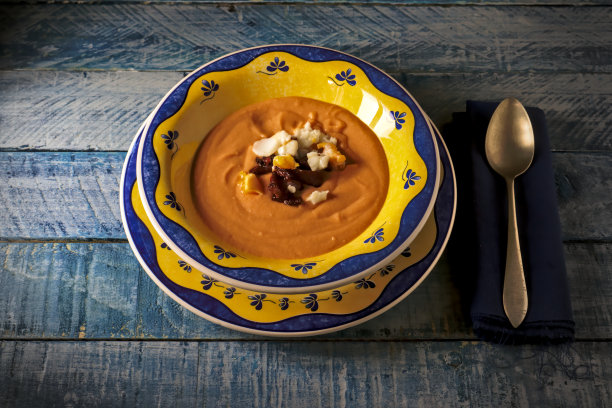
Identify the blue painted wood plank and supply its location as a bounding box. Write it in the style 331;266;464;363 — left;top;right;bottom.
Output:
196;341;612;407
1;70;609;151
0;5;610;72
3;0;611;5
0;340;609;407
0;242;609;340
554;152;612;242
407;72;612;152
0;152;609;241
0;341;200;408
0;152;125;239
569;243;612;339
0;70;184;151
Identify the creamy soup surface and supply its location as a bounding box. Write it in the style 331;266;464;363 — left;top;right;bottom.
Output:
192;96;389;259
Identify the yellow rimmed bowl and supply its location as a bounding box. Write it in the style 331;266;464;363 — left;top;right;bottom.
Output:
137;45;440;294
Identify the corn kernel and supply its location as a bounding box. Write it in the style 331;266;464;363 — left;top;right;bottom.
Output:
238;171;263;195
273;154;298;169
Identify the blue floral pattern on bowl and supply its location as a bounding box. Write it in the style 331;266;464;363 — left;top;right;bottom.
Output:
402;162;421;190
331;290;347;302
330;68;356;86
390;111;407;130
178;260;192;272
213;245;237;261
257;57;289;75
354;273;377;289
290;262;319;274
224;287;240;299
300;294;321;312
163;192;184;215
201;274;221;290
378;264;395;277
249;294;274;310
161;130;179;159
200;80;219;104
364;225;385;244
278;297;292;310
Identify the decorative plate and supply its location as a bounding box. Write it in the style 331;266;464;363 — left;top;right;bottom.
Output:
137;45;440;293
122;120;455;336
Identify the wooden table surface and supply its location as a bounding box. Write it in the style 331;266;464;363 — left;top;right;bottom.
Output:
1;1;611;406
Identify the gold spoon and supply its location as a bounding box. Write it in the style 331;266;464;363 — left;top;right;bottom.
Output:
485;98;535;328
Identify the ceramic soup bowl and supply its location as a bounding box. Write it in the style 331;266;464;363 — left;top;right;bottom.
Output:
137;45;439;294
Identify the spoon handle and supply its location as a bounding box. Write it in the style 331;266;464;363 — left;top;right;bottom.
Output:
503;178;528;328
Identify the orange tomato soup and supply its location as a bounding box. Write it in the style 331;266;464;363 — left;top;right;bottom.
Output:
192;97;389;259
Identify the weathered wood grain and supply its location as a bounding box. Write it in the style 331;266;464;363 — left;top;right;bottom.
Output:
0;340;200;408
0;340;610;407
195;341;612;408
568;243;612;338
554;152;612;241
0;152;609;241
0;70;183;151
0;242;608;340
4;0;611;5
0;152;124;239
1;70;610;151
0;5;610;73
408;72;612;152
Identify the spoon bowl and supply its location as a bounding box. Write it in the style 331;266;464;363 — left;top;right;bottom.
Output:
485;98;535;328
486;99;535;179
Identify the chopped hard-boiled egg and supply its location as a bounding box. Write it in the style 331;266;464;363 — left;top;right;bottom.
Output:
320;134;338;145
305;190;329;205
277;139;298;156
317;142;346;170
251;123;338;160
252;137;281;157
272;130;292;145
294;122;323;149
306;151;329;171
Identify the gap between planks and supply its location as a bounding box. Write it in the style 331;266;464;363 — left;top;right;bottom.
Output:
0;337;608;342
1;238;610;244
2;70;610;151
1;4;610;73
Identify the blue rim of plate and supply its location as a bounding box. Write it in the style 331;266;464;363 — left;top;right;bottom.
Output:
137;45;440;292
122;119;455;336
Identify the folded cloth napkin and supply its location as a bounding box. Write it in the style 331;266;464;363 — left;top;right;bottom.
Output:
443;100;575;344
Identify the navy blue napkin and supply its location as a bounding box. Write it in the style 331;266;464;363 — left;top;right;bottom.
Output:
443;100;574;344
